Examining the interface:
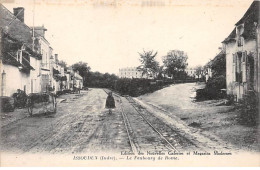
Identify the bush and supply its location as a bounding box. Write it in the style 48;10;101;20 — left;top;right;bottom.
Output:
196;75;226;101
63;89;72;94
56;91;64;96
12;90;27;108
0;96;14;112
112;78;169;97
237;91;259;126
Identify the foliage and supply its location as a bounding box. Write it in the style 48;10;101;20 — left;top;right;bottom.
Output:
196;75;226;100
12;90;27;108
196;51;226;100
71;61;91;86
236;91;259;126
211;52;226;77
0;97;14;112
71;61;91;76
58;60;68;70
85;71;118;88
137;50;159;78
162;50;188;79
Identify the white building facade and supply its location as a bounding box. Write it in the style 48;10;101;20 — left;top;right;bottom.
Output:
119;67;144;79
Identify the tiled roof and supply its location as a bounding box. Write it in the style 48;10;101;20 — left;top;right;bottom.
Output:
0;4;42;56
0;4;33;48
222;28;236;44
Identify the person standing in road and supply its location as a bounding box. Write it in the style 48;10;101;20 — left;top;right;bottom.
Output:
105;92;115;114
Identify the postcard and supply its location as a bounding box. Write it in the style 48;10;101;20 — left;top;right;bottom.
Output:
0;0;259;167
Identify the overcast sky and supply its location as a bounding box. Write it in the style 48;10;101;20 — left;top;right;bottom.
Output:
3;0;254;74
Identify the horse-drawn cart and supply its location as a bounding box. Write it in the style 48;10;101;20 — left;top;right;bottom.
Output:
27;93;57;116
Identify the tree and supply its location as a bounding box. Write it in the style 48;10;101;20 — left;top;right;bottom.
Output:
157;66;165;80
162;50;188;79
71;61;91;86
211;52;226;77
137;50;159;79
58;60;68;70
71;62;91;76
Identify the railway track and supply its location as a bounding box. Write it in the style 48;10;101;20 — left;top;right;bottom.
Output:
103;89;192;154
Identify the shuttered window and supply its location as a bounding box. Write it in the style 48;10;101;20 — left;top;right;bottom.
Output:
232;54;237;82
242;51;247;82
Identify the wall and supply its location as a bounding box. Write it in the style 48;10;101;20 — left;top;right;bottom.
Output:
30;57;41;93
257;26;260;93
1;64;30;96
40;38;50;71
225;39;257;98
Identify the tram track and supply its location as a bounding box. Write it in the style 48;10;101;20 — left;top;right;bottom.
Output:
103;89;187;154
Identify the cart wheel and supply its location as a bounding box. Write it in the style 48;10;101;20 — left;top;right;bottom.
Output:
28;104;33;116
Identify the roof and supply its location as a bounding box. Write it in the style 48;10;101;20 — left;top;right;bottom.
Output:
222;28;236;44
0;4;32;47
222;1;260;43
235;1;260;26
0;4;42;56
205;50;225;68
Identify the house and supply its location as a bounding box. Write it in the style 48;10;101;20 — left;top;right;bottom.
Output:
50;54;66;93
185;68;196;78
222;0;259;101
73;71;83;89
0;5;41;96
32;25;52;93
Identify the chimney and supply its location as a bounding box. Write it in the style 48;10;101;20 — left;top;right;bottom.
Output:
55;54;58;63
34;25;47;37
13;7;24;23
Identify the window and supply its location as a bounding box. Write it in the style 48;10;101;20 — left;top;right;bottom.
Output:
238;37;244;47
233;52;247;83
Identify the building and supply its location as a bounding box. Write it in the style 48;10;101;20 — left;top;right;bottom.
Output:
66;67;83;90
185;68;196;78
32;25;52;93
222;0;259;100
49;54;67;93
0;5;41;96
119;67;145;79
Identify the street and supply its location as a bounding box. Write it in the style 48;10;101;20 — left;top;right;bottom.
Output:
1;87;199;154
1;89;131;154
0;83;252;154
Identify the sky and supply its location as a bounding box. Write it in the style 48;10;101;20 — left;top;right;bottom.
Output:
2;0;254;74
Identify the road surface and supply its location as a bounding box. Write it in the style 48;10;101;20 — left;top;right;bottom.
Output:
0;86;233;154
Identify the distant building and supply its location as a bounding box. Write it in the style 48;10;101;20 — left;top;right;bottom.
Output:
119;67;144;79
185;68;196;78
222;0;259;100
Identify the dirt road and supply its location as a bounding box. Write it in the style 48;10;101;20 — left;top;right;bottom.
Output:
1;84;247;155
0;89;131;154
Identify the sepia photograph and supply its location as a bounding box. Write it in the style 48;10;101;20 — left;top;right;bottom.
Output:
0;0;259;167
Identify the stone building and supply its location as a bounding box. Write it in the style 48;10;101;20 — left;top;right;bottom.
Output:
222;0;259;100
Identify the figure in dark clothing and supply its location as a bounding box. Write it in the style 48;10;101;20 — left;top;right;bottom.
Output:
105;92;115;113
